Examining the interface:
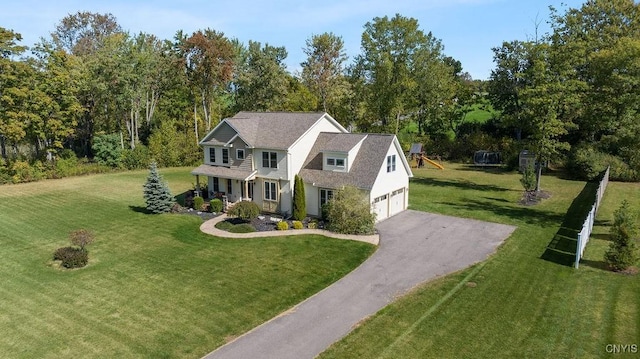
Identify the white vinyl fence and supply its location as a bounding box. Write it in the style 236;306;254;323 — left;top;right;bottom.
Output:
575;166;610;268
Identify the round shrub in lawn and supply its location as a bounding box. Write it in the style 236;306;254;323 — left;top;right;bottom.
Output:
53;247;89;269
209;198;223;213
227;201;260;220
276;221;289;230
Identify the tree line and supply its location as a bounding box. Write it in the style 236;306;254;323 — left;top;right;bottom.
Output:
1;0;639;184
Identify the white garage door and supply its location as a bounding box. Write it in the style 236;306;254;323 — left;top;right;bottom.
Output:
372;194;388;221
389;188;405;216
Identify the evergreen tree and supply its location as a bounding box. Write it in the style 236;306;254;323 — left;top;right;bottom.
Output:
605;200;638;271
142;162;174;213
292;174;306;220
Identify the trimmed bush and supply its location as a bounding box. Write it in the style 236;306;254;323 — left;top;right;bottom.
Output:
209;198;223;213
53;246;75;261
292;220;304;229
292;174;306;220
53;247;88;269
227;201;260;220
193;196;205;211
325;186;376;235
307;222;317;229
276;221;289;230
605;200;638;271
215;220;234;231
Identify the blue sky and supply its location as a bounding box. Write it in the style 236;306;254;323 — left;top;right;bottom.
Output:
2;0;586;80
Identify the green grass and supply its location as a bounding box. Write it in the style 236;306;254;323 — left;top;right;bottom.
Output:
320;163;640;359
464;103;498;124
0;168;374;358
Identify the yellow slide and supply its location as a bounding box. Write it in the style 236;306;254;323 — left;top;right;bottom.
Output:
423;156;444;170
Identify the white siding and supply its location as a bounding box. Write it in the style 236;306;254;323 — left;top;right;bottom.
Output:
289;115;347;176
305;182;320;217
254;149;287;179
369;140;410;221
280;180;292;215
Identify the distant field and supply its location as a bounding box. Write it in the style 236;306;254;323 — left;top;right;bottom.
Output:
0;168;374;358
320;164;640;359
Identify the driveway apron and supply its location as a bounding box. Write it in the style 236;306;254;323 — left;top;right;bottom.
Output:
203;210;516;359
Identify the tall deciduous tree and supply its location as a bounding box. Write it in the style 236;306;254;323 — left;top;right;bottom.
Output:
488;40;531;141
355;14;443;132
51;11;122;56
301;32;350;114
0;27;28;158
178;29;235;142
233;41;289;111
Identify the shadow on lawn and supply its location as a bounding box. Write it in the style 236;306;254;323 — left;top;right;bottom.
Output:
129;205;152;214
435;198;564;227
541;180;599;267
411;177;516;193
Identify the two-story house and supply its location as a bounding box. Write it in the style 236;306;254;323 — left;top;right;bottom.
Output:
191;111;413;222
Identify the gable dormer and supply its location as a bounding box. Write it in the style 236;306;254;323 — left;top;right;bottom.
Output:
321;134;367;173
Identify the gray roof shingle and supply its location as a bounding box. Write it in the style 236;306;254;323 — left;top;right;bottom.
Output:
320;133;367;152
299;132;396;190
226;112;328;149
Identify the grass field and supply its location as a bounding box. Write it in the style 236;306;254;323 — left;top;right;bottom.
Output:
0;168;374;358
320;164;640;359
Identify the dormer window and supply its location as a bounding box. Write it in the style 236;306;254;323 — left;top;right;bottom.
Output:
326;158;335;166
326;157;345;167
335;158;345;167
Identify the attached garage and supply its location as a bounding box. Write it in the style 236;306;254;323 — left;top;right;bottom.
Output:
372;194;388;220
389;188;405;217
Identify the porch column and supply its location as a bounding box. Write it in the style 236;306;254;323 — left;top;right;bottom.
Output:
195;175;201;197
244;180;249;200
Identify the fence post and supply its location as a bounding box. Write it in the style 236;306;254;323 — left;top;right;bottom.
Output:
575;232;582;268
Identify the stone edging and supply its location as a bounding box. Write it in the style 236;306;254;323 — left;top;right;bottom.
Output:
199;214;379;245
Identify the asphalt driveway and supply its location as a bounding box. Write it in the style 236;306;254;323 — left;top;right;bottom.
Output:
203;210;516;359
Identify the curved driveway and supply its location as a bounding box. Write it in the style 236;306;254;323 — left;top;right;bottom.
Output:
203;210;516;359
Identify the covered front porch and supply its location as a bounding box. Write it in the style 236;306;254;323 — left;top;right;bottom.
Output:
191;165;257;208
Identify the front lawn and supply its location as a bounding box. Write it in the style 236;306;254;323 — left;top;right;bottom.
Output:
320;163;640;358
0;168;374;358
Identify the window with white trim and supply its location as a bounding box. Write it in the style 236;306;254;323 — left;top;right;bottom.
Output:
326;158;335;166
209;148;216;163
222;148;229;164
335;158;345;167
264;181;277;201
227;179;232;194
262;151;277;168
319;188;334;207
387;155;396;172
236;149;245;160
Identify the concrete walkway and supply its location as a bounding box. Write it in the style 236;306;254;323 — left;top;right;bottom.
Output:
200;214;379;245
201;210;516;359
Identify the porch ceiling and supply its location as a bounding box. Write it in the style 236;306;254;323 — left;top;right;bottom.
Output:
191;165;257;181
